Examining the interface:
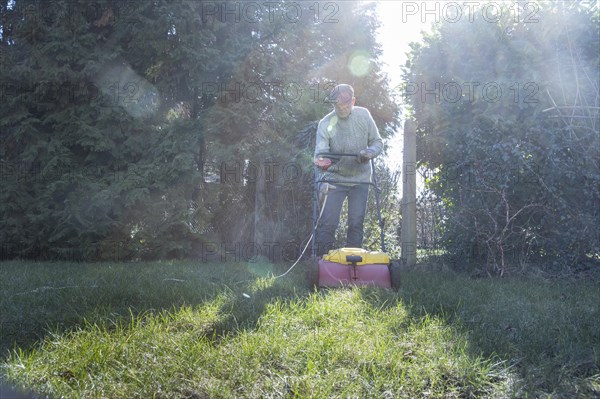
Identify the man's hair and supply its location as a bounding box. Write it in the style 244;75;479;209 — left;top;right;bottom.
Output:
327;84;354;103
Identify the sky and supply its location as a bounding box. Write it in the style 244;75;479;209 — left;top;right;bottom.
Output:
373;1;433;176
375;1;433;88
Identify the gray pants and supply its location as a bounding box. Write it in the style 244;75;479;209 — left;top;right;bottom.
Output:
316;183;370;256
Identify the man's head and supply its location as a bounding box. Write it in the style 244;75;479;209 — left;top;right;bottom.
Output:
328;84;355;119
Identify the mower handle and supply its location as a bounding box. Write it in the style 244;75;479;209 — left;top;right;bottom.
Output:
314;151;376;186
315;152;359;158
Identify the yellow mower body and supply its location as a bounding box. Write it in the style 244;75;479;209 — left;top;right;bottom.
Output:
322;247;390;266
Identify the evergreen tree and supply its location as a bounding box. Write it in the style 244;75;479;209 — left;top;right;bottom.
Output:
0;0;400;261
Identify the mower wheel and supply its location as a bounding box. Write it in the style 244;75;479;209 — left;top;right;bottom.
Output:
306;257;320;289
389;260;401;290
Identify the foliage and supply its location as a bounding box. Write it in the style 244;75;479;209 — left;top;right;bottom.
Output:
200;0;400;254
0;1;400;260
403;2;599;273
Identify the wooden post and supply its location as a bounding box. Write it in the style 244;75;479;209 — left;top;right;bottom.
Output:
401;120;417;268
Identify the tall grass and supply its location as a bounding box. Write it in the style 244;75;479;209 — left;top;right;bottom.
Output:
1;260;598;398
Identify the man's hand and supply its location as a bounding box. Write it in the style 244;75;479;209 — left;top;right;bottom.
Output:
357;149;375;163
315;157;333;171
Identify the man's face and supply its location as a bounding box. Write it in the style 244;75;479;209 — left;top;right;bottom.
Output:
334;97;355;119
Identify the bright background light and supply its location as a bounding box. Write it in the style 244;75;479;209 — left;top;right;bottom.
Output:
376;0;432;89
374;1;433;182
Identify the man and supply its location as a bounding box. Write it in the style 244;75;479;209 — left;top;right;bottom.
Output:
314;84;383;256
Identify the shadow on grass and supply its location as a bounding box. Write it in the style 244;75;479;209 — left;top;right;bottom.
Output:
0;260;313;357
2;261;598;398
369;268;600;398
0;259;319;397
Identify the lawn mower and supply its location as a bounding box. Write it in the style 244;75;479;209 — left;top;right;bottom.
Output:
306;153;401;290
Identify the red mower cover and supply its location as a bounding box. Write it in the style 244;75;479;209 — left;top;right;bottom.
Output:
318;248;392;288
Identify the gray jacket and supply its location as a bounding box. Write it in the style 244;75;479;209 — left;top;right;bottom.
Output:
314;106;383;184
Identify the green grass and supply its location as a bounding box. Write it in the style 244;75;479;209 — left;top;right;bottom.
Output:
0;260;598;398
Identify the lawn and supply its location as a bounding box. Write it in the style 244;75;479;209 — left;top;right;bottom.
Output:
0;260;598;398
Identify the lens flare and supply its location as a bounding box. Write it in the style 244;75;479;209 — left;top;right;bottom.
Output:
348;51;372;77
327;115;338;132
